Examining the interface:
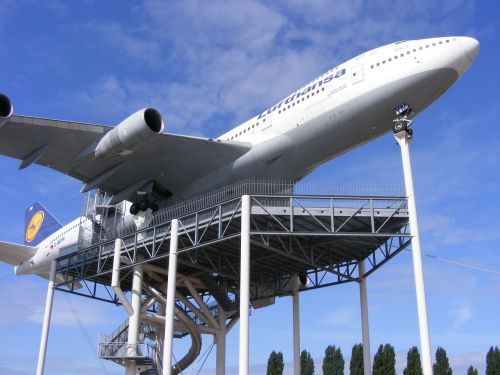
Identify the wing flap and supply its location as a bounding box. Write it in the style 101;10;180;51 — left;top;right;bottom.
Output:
0;241;37;266
0;115;108;175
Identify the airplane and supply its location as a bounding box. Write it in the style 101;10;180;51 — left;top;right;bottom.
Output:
0;36;479;279
0;202;86;279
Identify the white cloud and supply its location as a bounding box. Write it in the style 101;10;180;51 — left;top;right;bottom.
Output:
449;302;473;328
85;21;163;68
449;351;485;374
279;0;364;25
70;75;128;121
421;213;500;246
0;0;15;30
46;0;68;17
0;279;116;328
323;307;357;328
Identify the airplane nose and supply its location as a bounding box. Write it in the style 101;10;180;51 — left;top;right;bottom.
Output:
461;37;479;62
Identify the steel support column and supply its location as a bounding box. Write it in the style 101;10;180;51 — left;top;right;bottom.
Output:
162;219;179;375
36;259;57;375
216;306;227;375
239;195;251;375
126;258;144;375
292;275;301;375
157;293;166;367
395;131;432;375
358;261;371;375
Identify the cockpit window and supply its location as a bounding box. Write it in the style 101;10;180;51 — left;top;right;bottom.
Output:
395;40;407;45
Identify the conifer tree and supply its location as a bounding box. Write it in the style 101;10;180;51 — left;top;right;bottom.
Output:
433;347;452;375
384;344;396;375
486;346;500;375
486;347;494;375
266;350;284;375
301;349;315;375
372;344;396;375
322;345;344;375
373;344;384;375
349;344;364;375
404;346;423;375
467;365;478;375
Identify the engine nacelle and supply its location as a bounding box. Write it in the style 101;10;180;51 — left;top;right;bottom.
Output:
277;273;310;293
95;108;164;158
250;273;310;309
0;93;13;129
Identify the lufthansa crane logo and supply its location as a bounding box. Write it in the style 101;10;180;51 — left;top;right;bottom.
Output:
26;211;44;243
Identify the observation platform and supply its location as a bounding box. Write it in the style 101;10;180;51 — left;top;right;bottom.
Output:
54;181;410;302
50;180;411;374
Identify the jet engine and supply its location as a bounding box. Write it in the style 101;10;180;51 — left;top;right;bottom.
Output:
95;108;164;158
0;93;13;128
277;272;310;293
250;273;310;309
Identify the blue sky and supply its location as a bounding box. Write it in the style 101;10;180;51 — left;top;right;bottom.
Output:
0;0;499;374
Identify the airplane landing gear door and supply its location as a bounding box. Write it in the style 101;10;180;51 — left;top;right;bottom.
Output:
351;65;364;84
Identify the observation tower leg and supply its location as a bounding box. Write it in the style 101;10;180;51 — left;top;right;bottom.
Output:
126;259;144;375
157;295;166;366
358;261;371;375
36;259;57;375
216;306;227;375
162;218;179;375
394;127;432;375
239;195;251;375
292;275;301;375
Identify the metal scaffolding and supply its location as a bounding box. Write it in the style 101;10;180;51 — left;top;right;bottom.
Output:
48;181;410;374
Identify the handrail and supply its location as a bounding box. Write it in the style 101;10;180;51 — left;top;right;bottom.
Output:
78;179;404;246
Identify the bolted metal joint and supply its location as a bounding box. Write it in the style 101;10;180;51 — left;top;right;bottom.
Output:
393;117;413;137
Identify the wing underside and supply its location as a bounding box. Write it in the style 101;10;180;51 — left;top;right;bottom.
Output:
0;115;251;202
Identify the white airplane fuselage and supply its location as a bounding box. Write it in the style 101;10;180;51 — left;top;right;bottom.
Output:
15;217;84;276
175;36;478;200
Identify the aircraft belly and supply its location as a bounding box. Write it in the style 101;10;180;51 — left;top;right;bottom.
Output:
284;67;459;175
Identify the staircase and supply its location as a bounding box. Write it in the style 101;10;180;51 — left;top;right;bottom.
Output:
197;273;237;312
98;316;192;374
98;319;160;374
78;189;125;248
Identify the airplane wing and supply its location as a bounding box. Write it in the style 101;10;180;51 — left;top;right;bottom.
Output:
0;115;251;202
0;241;37;266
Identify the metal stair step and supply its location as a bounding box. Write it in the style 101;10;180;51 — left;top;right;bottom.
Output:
198;273;237;312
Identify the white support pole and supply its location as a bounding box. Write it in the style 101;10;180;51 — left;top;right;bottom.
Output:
162;219;179;375
395;132;432;375
112;239;134;316
239;195;251;375
36;259;57;375
292;275;301;375
157;296;166;366
216;306;227;375
126;259;144;375
358;261;371;375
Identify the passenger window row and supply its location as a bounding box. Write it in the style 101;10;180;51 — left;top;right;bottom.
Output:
370;39;453;69
228;86;327;140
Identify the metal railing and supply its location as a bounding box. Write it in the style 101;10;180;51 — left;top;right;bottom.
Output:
77;179;405;248
99;319;130;344
98;341;157;360
57;191;409;291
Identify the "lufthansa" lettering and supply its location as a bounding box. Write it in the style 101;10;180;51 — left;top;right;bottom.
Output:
257;68;346;120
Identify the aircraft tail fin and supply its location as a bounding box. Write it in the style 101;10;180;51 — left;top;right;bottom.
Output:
24;202;62;246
